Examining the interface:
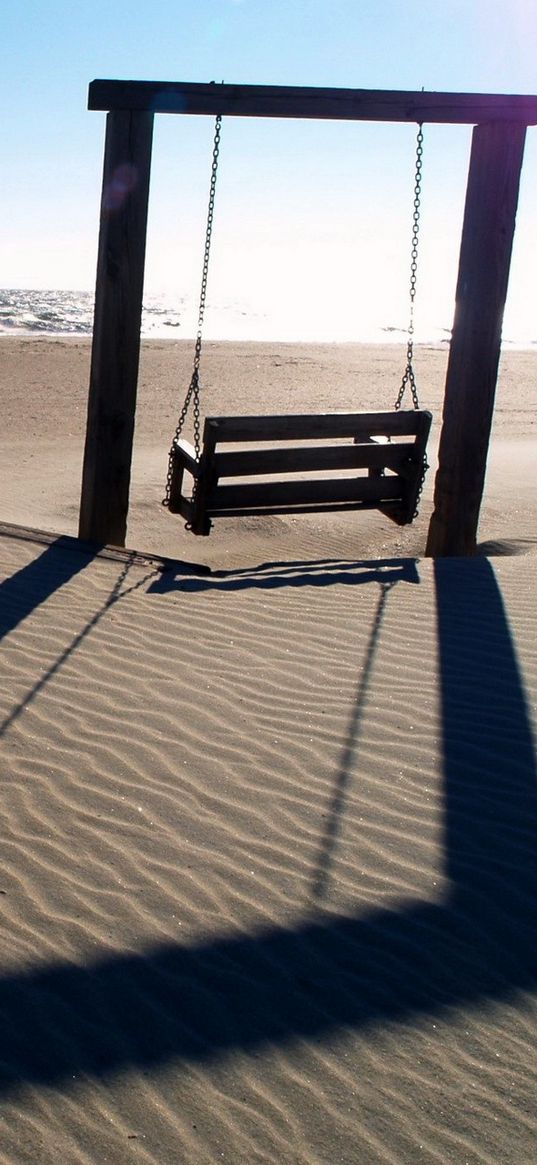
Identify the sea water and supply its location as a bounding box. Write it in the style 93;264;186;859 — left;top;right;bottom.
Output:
0;287;445;344
0;289;183;339
0;287;533;348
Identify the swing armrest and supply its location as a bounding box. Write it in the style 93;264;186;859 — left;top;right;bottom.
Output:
173;438;202;478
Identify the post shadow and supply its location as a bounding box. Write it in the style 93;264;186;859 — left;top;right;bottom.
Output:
0;540;158;737
0;537;98;643
0;554;535;1094
435;556;537;951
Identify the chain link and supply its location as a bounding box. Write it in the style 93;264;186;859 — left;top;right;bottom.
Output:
411;452;429;520
395;123;423;413
163;114;222;508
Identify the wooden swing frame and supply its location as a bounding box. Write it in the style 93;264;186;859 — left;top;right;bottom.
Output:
78;80;535;555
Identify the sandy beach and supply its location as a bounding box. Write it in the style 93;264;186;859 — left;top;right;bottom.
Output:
0;336;536;1163
1;336;536;564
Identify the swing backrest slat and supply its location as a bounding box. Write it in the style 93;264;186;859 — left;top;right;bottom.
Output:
202;410;426;441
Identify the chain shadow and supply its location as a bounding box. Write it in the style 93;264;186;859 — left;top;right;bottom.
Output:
0;556;534;1093
310;579;396;898
0;539;159;738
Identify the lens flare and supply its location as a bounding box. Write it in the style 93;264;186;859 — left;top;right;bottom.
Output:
103;164;138;213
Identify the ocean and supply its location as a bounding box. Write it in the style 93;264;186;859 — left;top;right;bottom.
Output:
0;289;183;339
0;287;533;349
0;287;446;345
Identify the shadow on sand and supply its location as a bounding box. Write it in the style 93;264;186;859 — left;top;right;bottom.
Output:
0;536;99;643
0;538;160;737
0;547;535;1092
150;555;421;592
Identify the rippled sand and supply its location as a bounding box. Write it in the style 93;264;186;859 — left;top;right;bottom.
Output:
0;527;536;1163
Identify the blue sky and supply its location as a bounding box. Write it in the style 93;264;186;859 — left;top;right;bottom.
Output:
3;1;537;339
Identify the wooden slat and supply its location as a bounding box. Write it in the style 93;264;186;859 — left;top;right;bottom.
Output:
174;495;194;523
208;499;404;520
88;80;537;126
213;441;418;477
190;424;218;534
414;408;433;451
207;475;403;511
173;438;200;475
168;442;196;514
204;411;430;442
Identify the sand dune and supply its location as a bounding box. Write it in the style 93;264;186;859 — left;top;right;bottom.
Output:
0;338;536;1162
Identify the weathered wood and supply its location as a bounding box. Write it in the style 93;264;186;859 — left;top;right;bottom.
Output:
176;496;194;524
170;410;431;532
173;439;200;476
212;441;419;477
204;410;430;441
209;500;404;521
78;109;154;545
426;122;526;557
167;441;196;514
190;420;218;536
89;80;537;126
208;475;403;511
82;78;531;554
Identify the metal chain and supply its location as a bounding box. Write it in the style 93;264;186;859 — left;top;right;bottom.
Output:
412;452;428;520
395;123;424;412
163;114;222;508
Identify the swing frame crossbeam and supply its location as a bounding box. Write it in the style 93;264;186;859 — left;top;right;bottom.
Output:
88;80;537;124
79;80;533;555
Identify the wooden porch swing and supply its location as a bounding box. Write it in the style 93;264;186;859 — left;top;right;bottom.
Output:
163;117;431;535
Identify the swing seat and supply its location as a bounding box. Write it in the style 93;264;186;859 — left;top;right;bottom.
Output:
167;410;432;535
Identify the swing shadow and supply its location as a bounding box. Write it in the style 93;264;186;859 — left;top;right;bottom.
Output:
0;555;535;1094
0;528;191;643
150;555;421;593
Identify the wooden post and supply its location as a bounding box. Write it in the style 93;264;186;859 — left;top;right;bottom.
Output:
426;122;526;556
79;110;154;545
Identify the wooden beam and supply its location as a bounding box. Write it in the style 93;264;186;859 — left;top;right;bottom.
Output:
88;80;537;125
78;109;154;546
426;121;526;557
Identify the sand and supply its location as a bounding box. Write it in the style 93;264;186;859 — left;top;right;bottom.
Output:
1;336;536;564
0;337;536;1163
